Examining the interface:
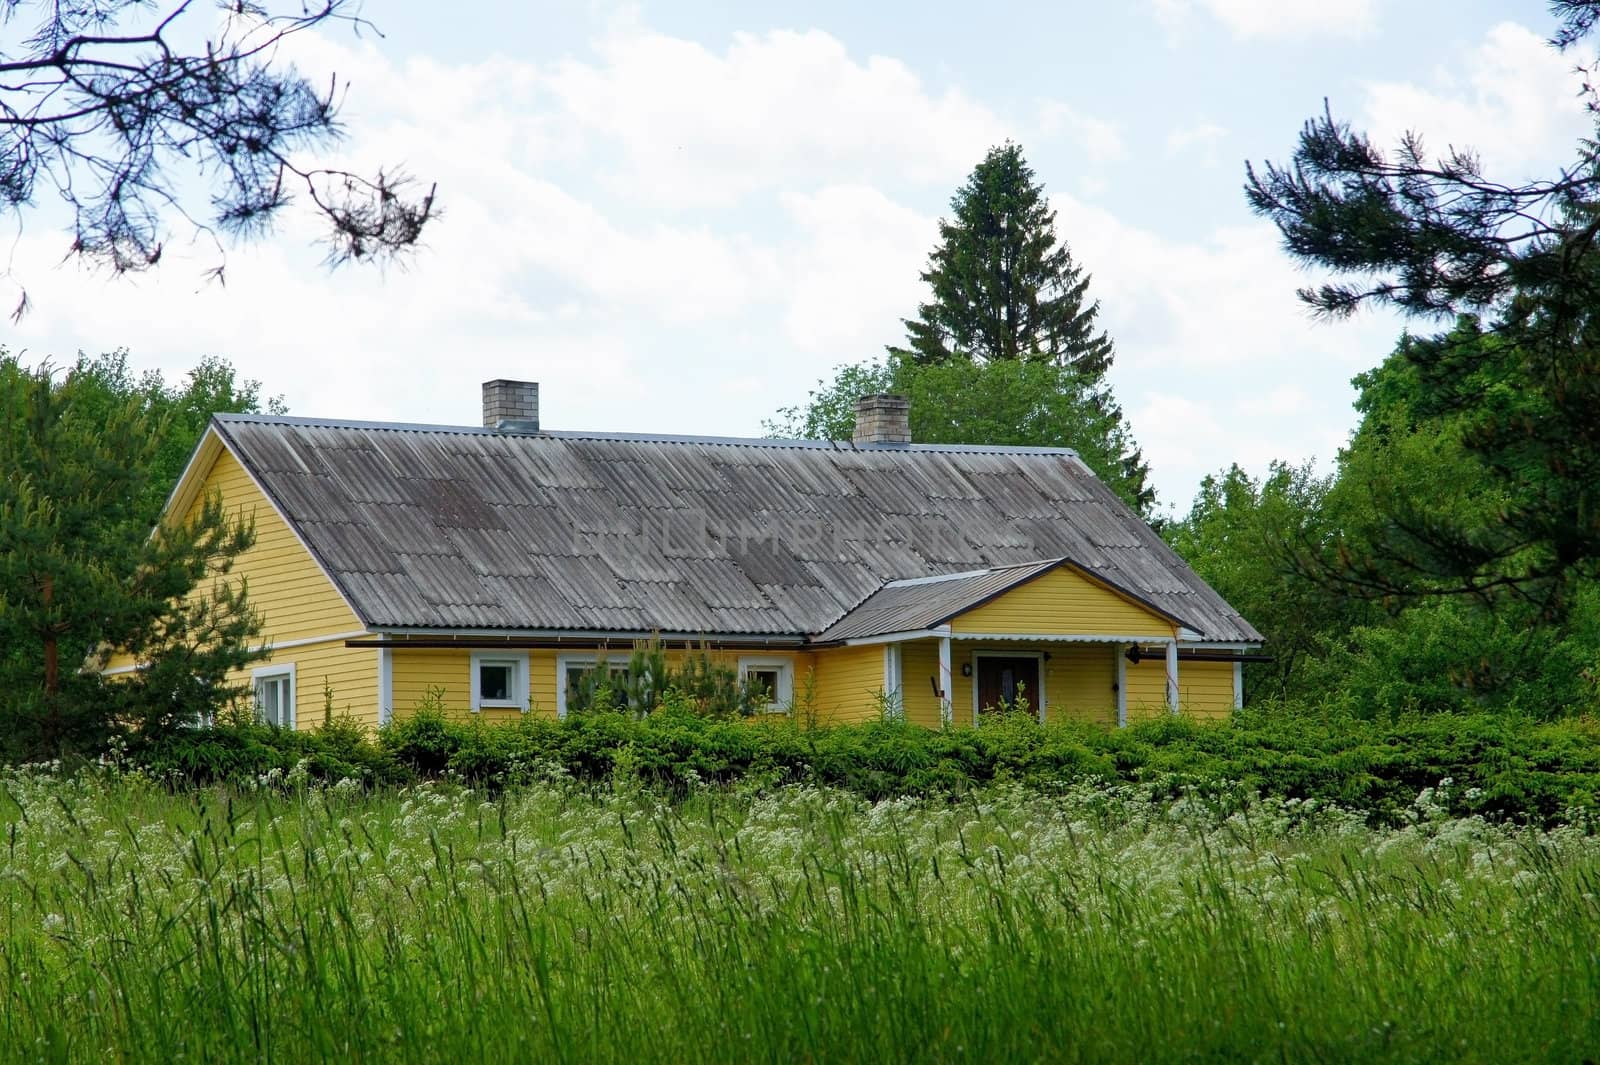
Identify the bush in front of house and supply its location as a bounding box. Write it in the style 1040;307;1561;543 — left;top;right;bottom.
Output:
121;700;1600;826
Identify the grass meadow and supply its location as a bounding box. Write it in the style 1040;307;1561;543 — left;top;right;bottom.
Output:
1;766;1598;1063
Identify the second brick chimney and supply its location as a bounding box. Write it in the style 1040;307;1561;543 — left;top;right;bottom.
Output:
853;393;911;446
482;379;540;433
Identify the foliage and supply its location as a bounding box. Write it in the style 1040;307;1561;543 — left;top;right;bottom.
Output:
767;356;1153;513
3;770;1599;1061
0;0;435;312
0;354;264;757
1164;460;1366;701
60;350;286;515
1246;13;1600;616
769;142;1152;513
129;706;1600;827
563;643;773;719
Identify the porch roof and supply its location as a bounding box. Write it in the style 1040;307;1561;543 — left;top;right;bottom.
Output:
811;557;1195;643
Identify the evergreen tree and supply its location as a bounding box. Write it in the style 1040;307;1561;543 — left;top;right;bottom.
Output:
0;354;265;757
770;143;1153;511
891;142;1115;377
1246;6;1600;618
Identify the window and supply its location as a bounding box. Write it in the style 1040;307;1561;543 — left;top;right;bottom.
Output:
556;653;631;718
882;645;904;721
252;665;296;729
738;656;794;714
470;652;529;713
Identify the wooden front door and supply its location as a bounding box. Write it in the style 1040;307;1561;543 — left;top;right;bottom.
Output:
976;655;1040;716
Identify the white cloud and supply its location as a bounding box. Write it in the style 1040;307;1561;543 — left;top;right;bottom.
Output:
1360;22;1592;181
779;185;936;356
543;26;1010;208
1165;120;1228;163
1037;101;1127;165
1153;0;1379;40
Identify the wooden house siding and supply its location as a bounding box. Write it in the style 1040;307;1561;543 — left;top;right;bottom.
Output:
205;449;364;643
899;640;944;728
1042;644;1117;726
1124;657;1236;720
809;644;886;724
950;567;1177;639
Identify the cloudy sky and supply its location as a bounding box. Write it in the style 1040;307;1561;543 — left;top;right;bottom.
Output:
6;0;1594;510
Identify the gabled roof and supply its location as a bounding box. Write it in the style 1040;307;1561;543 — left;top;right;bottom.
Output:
812;558;1189;643
203;413;1262;643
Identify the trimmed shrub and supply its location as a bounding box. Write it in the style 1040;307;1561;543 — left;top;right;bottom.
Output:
129;703;1600;825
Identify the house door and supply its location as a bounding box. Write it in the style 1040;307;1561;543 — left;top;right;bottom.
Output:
976;655;1041;717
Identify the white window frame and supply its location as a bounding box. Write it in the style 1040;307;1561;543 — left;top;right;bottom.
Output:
882;644;905;720
555;652;630;719
738;655;795;714
252;663;297;729
470;651;529;714
970;650;1047;725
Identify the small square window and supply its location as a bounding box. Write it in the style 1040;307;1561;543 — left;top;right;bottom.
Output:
471;653;528;712
738;657;793;713
252;666;295;729
479;662;512;703
746;668;780;701
560;659;630;716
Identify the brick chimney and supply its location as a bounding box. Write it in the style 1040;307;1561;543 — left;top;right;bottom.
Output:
853;393;911;446
482;379;539;432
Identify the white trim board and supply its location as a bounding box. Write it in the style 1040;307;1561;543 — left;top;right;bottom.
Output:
737;655;795;714
378;647;394;726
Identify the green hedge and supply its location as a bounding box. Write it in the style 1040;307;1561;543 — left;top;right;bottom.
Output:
127;706;1600;826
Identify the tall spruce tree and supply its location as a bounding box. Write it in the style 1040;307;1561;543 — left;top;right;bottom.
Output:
891;142;1115;377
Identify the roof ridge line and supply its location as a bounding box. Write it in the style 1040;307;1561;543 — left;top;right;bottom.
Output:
212;413;1082;457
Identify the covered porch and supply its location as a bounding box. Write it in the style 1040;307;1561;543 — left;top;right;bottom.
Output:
813;557;1250;726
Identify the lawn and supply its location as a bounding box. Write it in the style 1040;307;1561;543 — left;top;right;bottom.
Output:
1;767;1596;1063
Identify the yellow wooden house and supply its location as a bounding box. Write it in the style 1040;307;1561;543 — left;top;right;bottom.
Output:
106;382;1261;728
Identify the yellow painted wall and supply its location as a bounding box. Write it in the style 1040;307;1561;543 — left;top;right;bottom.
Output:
951;566;1177;639
900;640;944;728
250;638;381;730
1124;656;1170;721
1176;660;1237;720
809;644;887;724
889;640;1119;729
1124;656;1238;721
1043;645;1118;727
390;647;561;724
388;645;823;724
199;448;364;644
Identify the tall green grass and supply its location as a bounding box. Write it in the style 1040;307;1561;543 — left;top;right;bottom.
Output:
1;768;1597;1062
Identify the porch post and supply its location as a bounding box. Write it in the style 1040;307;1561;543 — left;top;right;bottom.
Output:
378;646;393;726
1165;639;1180;715
938;635;953;727
1115;643;1128;728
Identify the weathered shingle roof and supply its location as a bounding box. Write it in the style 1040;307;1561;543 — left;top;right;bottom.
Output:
211;414;1261;643
813;561;1061;642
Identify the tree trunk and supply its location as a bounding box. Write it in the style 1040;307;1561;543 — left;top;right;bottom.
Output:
42;574;57;695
